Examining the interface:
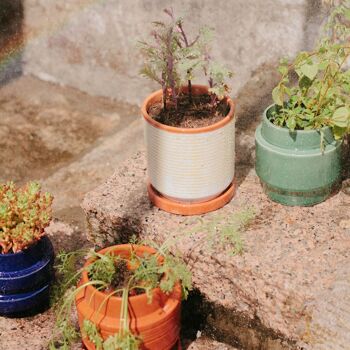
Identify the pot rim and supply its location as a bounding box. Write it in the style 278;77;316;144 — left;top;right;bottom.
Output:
263;104;332;134
80;244;174;303
141;85;235;134
0;236;45;258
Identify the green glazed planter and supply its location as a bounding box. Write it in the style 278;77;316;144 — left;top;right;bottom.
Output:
255;105;342;206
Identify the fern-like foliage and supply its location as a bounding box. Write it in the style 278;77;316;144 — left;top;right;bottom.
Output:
139;8;233;110
188;208;256;256
83;320;141;350
50;242;192;350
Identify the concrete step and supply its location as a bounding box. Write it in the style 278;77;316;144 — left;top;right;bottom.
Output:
82;149;350;350
186;337;239;349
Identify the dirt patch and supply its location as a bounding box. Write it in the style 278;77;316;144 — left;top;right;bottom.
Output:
0;76;138;183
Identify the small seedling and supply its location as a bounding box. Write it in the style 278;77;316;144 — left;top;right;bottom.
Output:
188;208;256;255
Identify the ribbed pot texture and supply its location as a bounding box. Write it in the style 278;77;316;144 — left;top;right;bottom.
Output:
0;236;54;315
76;244;182;350
255;105;342;206
142;85;236;203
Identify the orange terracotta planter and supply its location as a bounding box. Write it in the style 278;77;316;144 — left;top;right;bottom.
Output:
75;244;182;350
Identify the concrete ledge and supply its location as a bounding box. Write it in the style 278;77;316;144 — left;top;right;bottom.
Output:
82;150;350;350
186;337;238;349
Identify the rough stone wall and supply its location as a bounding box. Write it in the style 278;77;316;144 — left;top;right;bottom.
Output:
24;0;325;105
0;0;23;84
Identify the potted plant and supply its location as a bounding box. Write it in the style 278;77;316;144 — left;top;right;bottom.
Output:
255;2;350;206
139;9;236;215
0;181;54;315
50;241;192;350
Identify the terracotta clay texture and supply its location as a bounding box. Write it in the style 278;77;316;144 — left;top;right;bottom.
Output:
76;244;182;350
147;182;236;216
82;149;350;350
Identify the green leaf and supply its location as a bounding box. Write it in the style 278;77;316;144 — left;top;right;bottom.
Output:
332;107;350;128
278;64;288;75
318;61;328;71
299;75;312;89
344;8;350;20
333;126;346;140
272;86;283;106
300;62;318;80
286;117;296;131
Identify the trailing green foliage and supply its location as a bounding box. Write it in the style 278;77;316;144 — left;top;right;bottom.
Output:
271;1;350;138
0;181;53;254
83;319;140;350
50;249;87;306
50;242;192;350
139;8;233;110
87;251;119;287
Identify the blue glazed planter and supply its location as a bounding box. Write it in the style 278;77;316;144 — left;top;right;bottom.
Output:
0;236;54;315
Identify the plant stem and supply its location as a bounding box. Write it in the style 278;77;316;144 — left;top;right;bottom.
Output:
188;79;192;104
176;21;194;105
316;49;350;114
161;75;167;111
166;28;177;109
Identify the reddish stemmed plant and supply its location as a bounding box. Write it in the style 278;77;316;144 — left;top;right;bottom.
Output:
139;8;233;111
0;182;53;254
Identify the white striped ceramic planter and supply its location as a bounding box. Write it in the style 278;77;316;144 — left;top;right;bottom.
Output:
142;85;236;205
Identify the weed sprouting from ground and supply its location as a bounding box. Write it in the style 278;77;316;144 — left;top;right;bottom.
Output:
188;208;256;255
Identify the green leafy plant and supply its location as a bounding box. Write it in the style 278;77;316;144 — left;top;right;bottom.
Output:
50;242;192;350
82;318;140;350
0;181;53;254
139;8;233;111
270;1;350;139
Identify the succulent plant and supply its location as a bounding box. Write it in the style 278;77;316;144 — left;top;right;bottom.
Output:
0;181;53;254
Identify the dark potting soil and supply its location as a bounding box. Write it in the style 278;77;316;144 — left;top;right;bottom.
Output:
102;260;141;296
148;93;230;128
104;260;160;297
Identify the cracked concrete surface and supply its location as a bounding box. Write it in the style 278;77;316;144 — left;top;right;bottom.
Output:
0;76;240;349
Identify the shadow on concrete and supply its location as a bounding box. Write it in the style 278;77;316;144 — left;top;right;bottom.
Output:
234;63;281;188
342;135;350;181
0;0;24;86
180;287;296;350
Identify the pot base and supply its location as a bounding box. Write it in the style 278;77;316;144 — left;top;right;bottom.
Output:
147;181;236;216
261;181;340;207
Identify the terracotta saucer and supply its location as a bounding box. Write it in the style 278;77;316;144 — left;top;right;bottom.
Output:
147;181;236;216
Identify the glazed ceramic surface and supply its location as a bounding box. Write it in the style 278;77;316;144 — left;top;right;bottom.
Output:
0;236;54;315
255;105;342;206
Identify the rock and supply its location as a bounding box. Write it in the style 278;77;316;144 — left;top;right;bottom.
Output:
339;219;350;229
82;149;350;349
186;337;239;349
